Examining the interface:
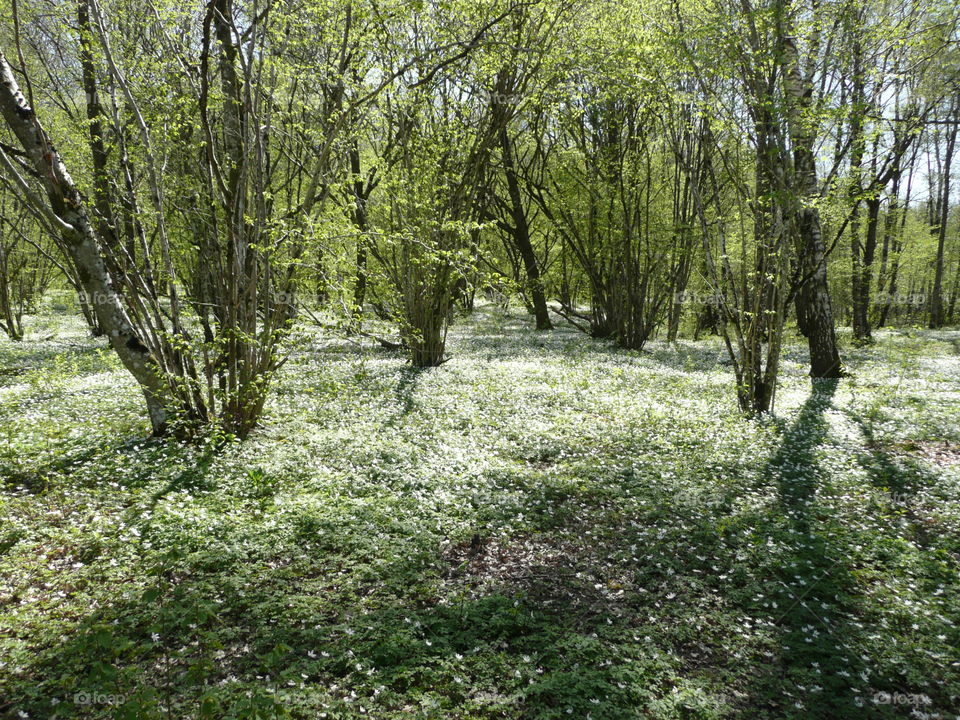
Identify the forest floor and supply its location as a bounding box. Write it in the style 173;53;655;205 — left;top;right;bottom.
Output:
1;306;959;720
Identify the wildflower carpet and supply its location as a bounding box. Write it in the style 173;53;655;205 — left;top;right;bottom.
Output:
1;307;958;719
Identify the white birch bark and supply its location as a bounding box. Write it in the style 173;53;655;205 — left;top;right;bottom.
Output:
0;49;170;433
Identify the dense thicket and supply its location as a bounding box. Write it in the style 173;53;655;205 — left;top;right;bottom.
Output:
0;0;957;431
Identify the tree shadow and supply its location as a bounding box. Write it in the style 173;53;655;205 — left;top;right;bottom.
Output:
1;507;642;719
0;339;114;389
643;340;729;373
742;379;872;718
846;411;933;523
843;409;960;612
391;365;429;420
0;437;167;495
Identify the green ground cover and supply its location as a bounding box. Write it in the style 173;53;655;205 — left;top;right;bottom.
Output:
1;307;958;719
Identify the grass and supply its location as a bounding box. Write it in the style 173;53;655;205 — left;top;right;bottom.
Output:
1;306;958;719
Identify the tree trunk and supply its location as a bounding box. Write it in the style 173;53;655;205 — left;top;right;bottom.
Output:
78;0;119;252
930;109;957;329
499;127;551;330
0;243;23;340
796;209;843;375
947;259;960;324
874;173;900;327
877;158;914;328
848;41;871;343
781;33;843;376
859;195;881;330
0;49;169;433
349;140;369;330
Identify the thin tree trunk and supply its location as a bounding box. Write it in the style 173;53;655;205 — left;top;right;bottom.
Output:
0;243;22;340
849;40;871;342
930;108;957;329
874;178;899;326
499;126;551;330
878;157;914;327
349;140;369;330
947;259;960;324
861;194;881;326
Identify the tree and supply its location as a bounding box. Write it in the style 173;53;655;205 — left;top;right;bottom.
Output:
0;197;55;340
780;0;843;376
0;49;172;430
